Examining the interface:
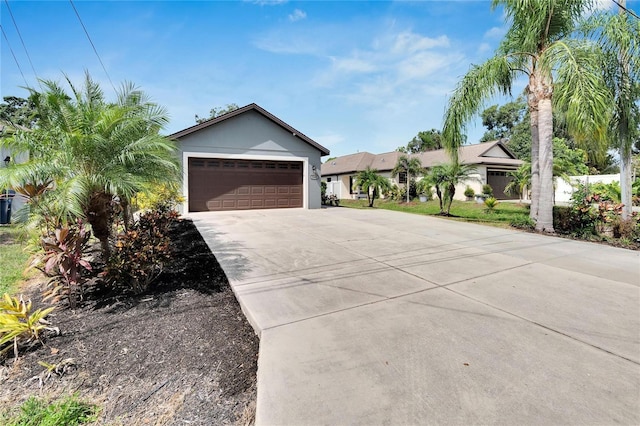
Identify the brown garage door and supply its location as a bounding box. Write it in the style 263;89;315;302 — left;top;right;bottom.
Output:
487;169;515;200
188;158;303;211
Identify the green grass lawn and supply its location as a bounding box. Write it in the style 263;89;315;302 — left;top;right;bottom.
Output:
339;198;531;227
0;226;32;295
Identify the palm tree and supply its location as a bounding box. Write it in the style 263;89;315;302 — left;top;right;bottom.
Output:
391;155;422;203
505;163;531;202
441;162;479;216
353;166;391;207
0;73;180;259
425;165;448;214
443;0;610;233
583;2;640;219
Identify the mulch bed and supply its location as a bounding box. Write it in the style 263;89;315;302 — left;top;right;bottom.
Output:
0;218;259;425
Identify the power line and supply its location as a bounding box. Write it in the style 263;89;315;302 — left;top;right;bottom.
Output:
611;0;640;20
0;24;29;88
3;0;40;87
69;0;116;93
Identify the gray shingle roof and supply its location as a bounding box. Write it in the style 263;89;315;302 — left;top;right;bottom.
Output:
321;141;522;176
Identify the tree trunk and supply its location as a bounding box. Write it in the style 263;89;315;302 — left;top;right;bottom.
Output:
620;147;632;219
406;174;410;203
536;96;555;233
87;192;114;261
528;74;540;223
618;0;632;220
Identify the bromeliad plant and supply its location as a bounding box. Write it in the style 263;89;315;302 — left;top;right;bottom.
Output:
0;293;57;360
35;222;93;308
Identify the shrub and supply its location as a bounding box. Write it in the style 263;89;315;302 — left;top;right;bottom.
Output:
464;186;475;198
0;293;57;360
482;184;493;197
510;216;535;230
484;197;498;213
105;205;179;294
415;179;432;198
591;181;621;203
612;216;640;240
35;223;93;308
320;181;327;204
0;394;98;425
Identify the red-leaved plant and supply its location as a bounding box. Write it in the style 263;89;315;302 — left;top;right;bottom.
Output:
35;222;93;308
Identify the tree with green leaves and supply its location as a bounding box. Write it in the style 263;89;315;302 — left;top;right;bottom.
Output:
480;100;526;143
0;96;37;129
353;166;391;208
0;73;180;260
195;103;240;124
583;1;640;219
441;162;478;216
403;129;444;153
425;164;448;214
391;155;422;203
443;0;610;233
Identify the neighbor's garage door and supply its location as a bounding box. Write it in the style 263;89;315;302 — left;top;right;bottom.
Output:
188;158;303;211
487;169;514;200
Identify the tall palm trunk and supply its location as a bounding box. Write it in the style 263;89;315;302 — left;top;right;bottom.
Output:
527;73;540;222
618;0;632;220
536;88;555;233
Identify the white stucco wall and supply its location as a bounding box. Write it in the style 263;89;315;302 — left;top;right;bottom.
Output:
555;174;621;203
176;110;324;211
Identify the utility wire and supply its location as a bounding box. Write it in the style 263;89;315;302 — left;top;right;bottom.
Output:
612;0;640;20
69;0;116;93
0;24;29;88
3;0;40;88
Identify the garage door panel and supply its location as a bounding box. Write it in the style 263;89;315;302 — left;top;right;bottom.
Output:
189;158;303;212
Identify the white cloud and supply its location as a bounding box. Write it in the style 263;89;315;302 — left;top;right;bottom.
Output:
477;42;492;54
315;132;345;148
392;32;449;54
253;33;320;55
483;26;506;40
288;9;307;22
247;0;287;5
331;55;377;73
594;0;614;10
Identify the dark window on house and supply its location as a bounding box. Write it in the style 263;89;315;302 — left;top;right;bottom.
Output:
327;177;332;182
398;172;407;184
349;176;355;194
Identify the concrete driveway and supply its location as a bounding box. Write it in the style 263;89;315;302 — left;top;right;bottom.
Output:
190;207;640;425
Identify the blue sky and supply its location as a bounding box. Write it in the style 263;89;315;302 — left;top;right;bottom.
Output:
0;0;630;157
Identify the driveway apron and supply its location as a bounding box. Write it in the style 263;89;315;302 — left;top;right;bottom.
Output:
190;208;640;425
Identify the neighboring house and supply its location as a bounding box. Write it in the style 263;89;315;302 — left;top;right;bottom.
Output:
321;140;523;200
170;103;330;212
0;122;29;221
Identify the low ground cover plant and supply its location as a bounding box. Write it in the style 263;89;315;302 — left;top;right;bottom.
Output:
0;293;56;360
0;394;98;426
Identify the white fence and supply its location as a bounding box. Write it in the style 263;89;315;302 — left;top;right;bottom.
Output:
555;174;620;203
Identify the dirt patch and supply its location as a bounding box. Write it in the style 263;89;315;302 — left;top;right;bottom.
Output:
0;219;259;425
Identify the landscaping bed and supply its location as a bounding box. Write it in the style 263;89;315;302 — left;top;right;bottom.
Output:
0;219;259;425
